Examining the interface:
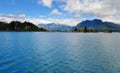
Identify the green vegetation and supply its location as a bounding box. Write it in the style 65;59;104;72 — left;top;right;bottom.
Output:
0;21;47;32
0;20;117;33
73;27;115;33
73;27;98;32
108;30;112;33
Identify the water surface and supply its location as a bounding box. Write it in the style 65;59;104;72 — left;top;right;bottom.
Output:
0;32;120;73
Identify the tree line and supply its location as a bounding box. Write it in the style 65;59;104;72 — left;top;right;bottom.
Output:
73;27;97;32
73;27;113;33
0;21;47;31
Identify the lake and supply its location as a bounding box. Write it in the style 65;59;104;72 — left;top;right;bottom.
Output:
0;32;120;73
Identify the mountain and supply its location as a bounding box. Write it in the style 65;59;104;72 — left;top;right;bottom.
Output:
38;23;73;31
1;19;120;32
75;19;120;32
0;21;47;31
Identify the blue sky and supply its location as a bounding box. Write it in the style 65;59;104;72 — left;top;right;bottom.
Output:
0;0;50;17
0;0;119;26
0;0;69;18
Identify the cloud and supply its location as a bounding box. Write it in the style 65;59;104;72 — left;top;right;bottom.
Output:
18;13;26;18
57;0;120;23
38;0;53;8
26;17;80;26
63;0;81;13
8;14;16;18
51;9;62;15
0;13;26;23
0;14;80;26
26;18;52;25
37;0;120;23
0;15;17;23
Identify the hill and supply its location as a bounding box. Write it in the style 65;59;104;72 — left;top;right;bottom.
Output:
74;19;120;32
0;21;47;31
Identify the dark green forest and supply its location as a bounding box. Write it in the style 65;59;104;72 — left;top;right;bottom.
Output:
73;27;98;32
73;27;113;33
0;21;47;31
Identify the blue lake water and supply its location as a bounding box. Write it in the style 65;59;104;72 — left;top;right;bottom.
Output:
0;32;120;73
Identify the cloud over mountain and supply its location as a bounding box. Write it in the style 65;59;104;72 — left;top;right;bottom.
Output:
38;0;120;24
0;0;120;26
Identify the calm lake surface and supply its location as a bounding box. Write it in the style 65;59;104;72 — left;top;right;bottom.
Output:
0;32;120;73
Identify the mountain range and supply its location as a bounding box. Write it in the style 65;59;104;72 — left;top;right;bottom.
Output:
38;19;120;32
38;23;73;31
76;19;120;32
0;19;120;32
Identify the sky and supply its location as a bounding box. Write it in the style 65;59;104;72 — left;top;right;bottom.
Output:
0;0;120;26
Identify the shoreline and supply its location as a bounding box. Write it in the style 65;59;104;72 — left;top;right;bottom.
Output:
0;31;119;33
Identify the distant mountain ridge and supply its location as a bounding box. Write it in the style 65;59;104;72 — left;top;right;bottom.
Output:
75;19;120;32
0;19;119;32
38;23;73;31
38;19;120;32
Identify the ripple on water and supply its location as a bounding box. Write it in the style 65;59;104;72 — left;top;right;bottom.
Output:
0;33;120;73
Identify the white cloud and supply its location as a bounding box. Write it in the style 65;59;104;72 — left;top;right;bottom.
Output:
51;9;62;15
0;14;80;26
36;0;118;23
18;13;26;18
1;0;120;27
0;16;17;23
57;0;120;24
38;0;53;8
26;17;80;26
63;0;81;13
37;0;120;23
26;18;52;25
8;14;16;18
0;13;26;23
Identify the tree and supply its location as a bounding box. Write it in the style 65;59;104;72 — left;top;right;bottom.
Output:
84;26;87;32
74;28;78;31
108;30;112;33
0;21;48;31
